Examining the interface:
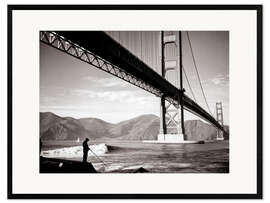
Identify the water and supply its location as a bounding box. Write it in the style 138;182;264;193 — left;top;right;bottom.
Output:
42;140;229;173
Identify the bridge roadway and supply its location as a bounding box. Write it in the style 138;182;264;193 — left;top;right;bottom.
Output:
41;31;225;132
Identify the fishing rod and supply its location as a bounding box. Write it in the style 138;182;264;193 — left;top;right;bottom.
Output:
88;147;107;167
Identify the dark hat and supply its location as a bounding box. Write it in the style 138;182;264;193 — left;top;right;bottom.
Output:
85;138;89;141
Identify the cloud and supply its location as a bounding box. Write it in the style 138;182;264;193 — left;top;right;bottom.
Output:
40;96;57;104
69;88;154;105
102;80;128;87
94;90;153;105
72;89;97;98
40;105;90;110
82;76;129;88
211;74;229;86
82;76;97;81
40;87;159;122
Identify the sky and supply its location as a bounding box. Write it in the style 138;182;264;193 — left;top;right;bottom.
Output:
40;31;229;125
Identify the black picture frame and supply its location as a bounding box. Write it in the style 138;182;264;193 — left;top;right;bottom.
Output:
7;4;263;199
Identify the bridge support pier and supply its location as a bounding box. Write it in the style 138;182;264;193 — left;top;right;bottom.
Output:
158;95;167;140
158;134;184;142
216;102;225;140
157;31;186;142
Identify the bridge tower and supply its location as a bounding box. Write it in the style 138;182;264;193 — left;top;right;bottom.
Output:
216;102;224;140
158;31;186;142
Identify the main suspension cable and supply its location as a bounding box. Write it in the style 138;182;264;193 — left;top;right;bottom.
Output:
183;65;197;103
186;31;213;116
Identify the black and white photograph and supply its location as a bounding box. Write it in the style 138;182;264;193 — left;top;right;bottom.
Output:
39;31;229;173
7;5;262;198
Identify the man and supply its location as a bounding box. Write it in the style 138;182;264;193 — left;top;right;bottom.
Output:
82;138;90;163
40;138;42;156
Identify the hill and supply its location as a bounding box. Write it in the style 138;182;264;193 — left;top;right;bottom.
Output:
40;112;113;140
40;112;229;141
79;117;114;138
40;112;88;140
184;120;218;140
110;114;160;140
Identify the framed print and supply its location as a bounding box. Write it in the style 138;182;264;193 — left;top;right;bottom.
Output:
7;5;262;199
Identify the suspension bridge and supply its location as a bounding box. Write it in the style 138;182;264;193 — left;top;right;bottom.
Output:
40;30;227;142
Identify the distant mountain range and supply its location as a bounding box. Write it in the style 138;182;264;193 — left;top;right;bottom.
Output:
40;112;229;141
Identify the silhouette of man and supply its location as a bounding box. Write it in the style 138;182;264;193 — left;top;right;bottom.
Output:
82;138;90;163
40;138;42;156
